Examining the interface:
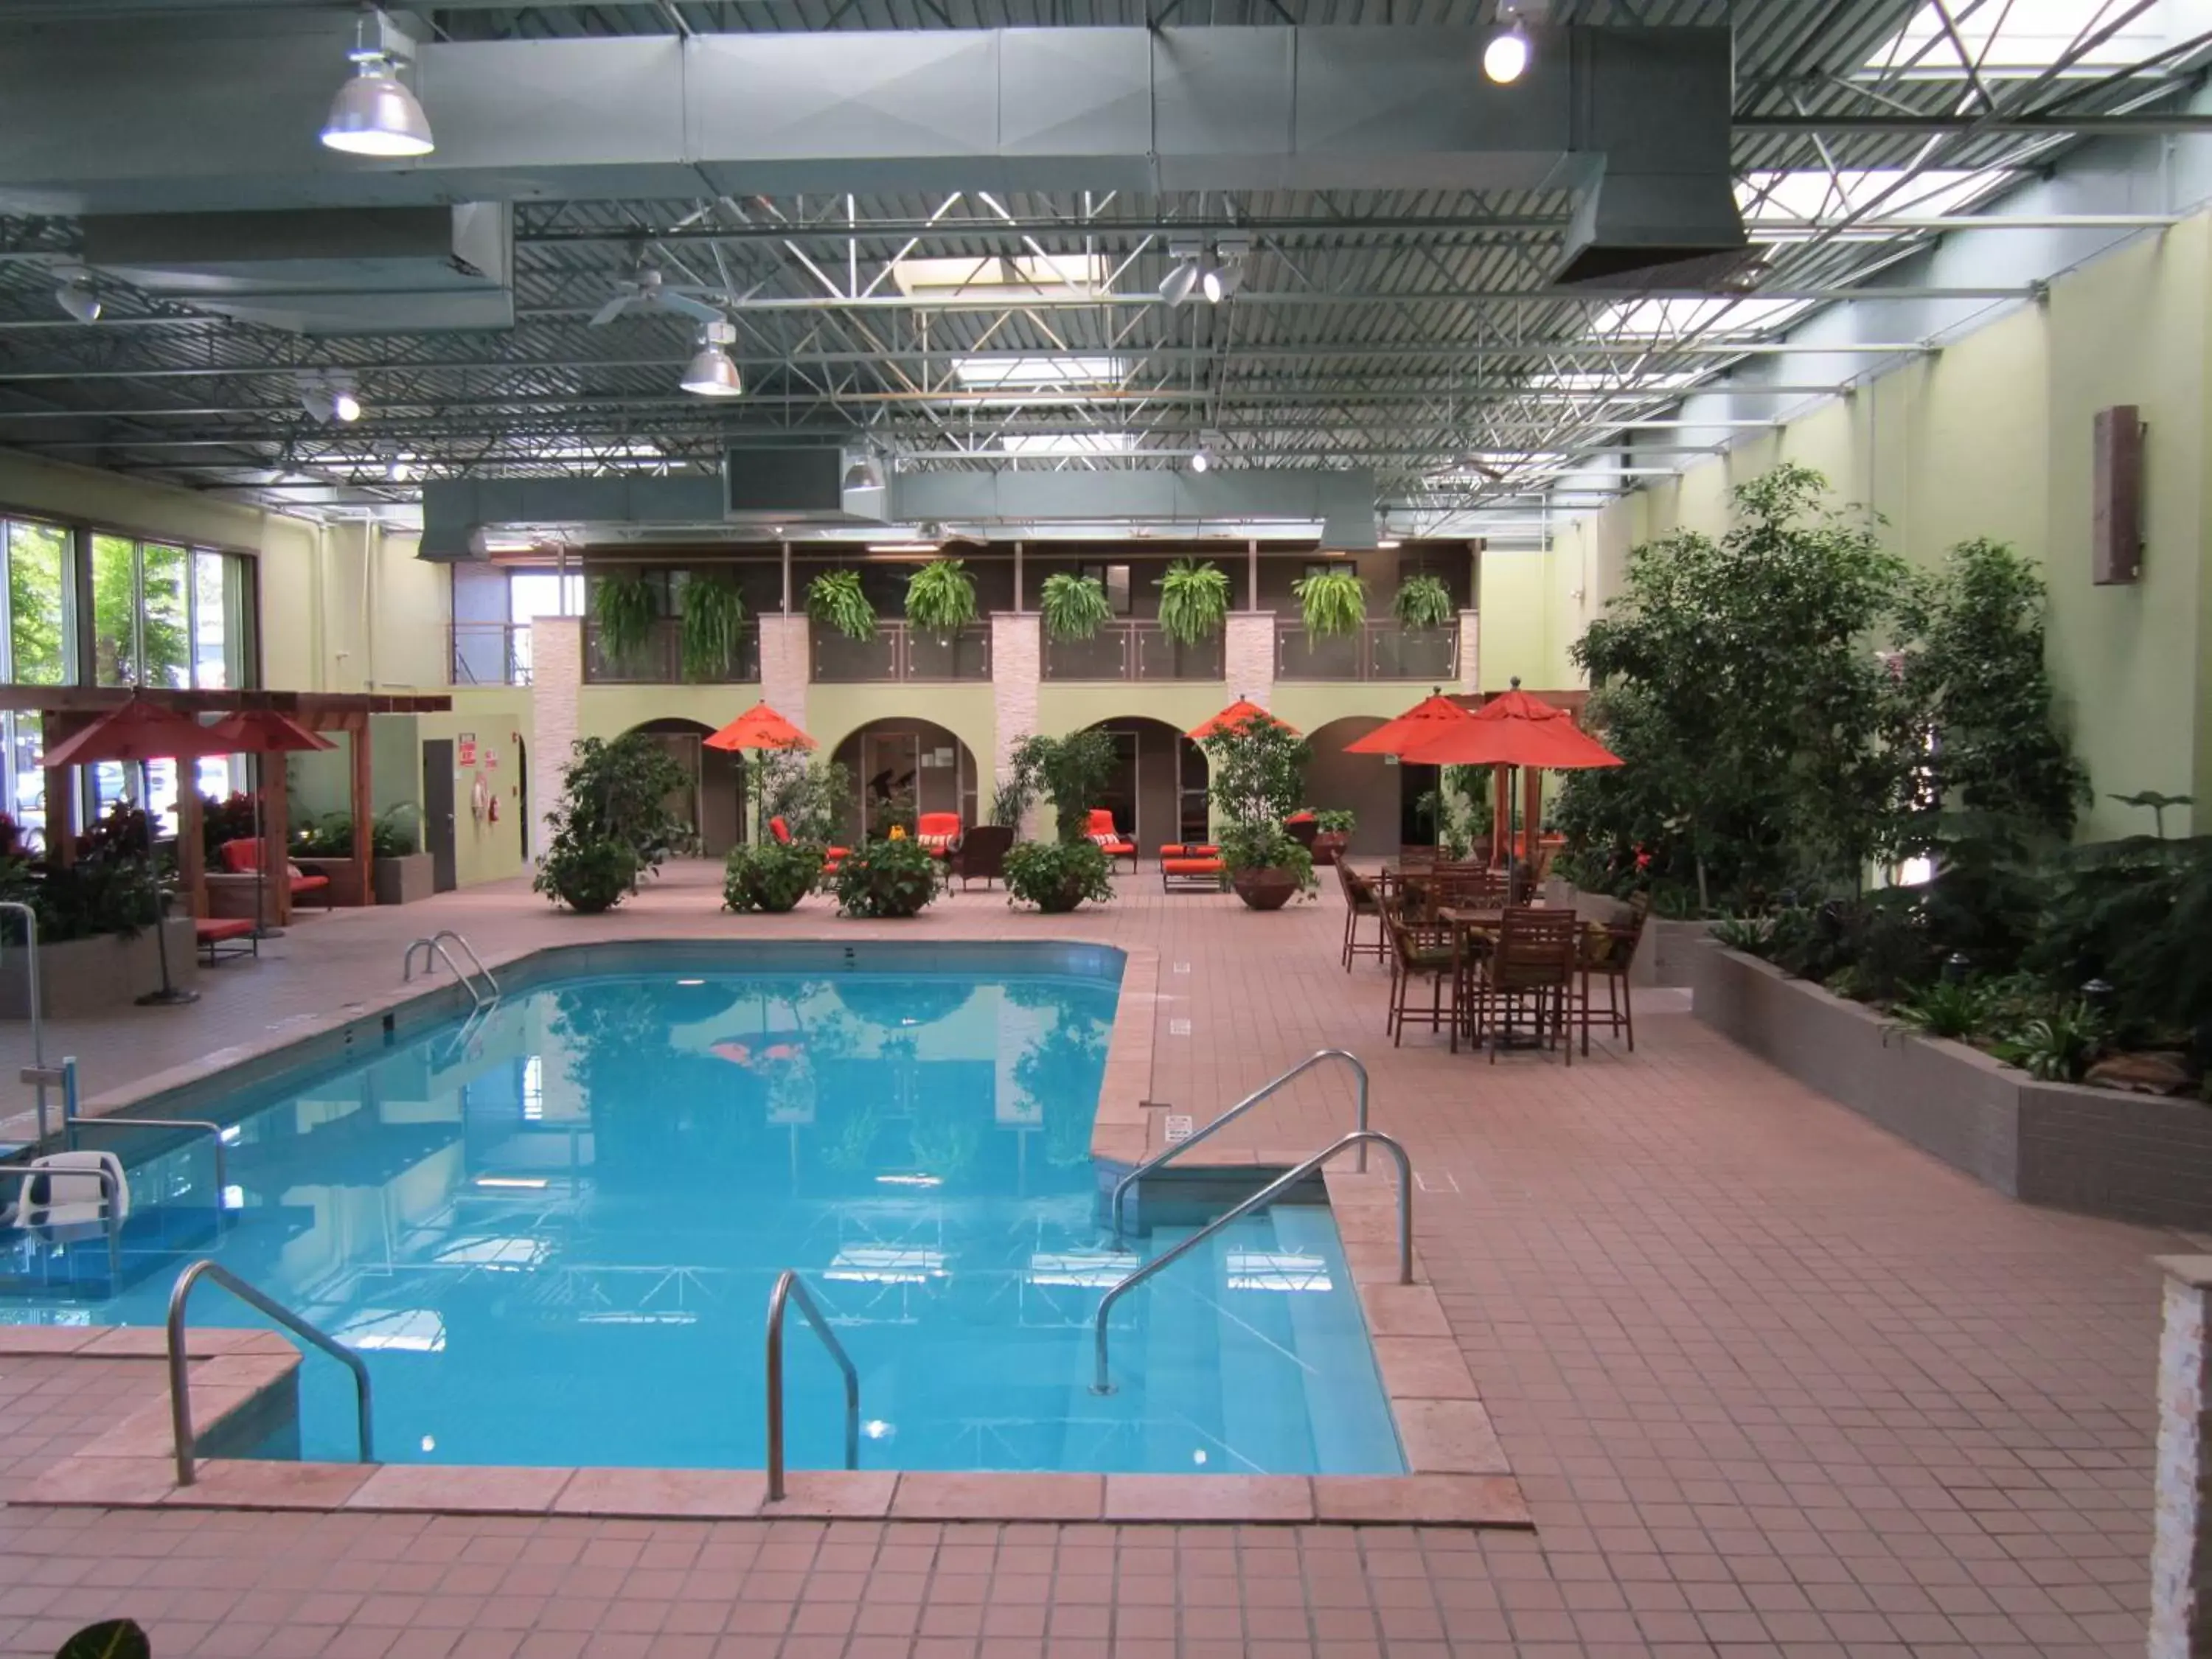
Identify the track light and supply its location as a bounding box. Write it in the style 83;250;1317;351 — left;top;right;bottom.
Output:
321;46;435;157
680;320;742;397
1158;257;1201;307
383;447;411;483
1192;431;1222;473
331;385;362;423
1484;15;1531;84
55;276;101;324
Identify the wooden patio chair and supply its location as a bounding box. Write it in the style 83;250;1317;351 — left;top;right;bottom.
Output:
1573;893;1648;1055
1464;906;1581;1064
1336;858;1385;970
1382;903;1458;1046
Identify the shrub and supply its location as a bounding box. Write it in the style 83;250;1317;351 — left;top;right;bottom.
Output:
534;732;690;913
1313;808;1356;834
832;835;942;918
1005;729;1119;844
1155;558;1231;644
1218;823;1315;893
1038;572;1113;641
535;838;637;914
758;750;853;846
903;558;976;635
807;568;877;641
1291;566;1365;639
199;790;259;858
723;840;821;914
1889;978;1992;1041
678;572;745;681
593;572;658;662
1004;839;1115;913
1992;999;2107;1082
1391;573;1455;630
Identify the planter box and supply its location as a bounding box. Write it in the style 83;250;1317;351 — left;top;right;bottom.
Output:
1541;881;1712;987
0;919;200;1018
293;857;369;908
1691;943;2212;1230
373;853;436;906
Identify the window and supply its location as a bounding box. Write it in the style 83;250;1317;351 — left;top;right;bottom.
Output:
1076;562;1133;615
1865;0;2193;77
1736;168;2018;237
1;516;74;852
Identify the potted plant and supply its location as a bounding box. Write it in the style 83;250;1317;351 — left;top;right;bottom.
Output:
0;810;196;1015
1291;566;1365;639
1199;709;1317;910
679;571;746;682
532;732;691;914
1004;839;1115;913
1038;572;1112;641
1311;808;1356;866
903;558;976;637
288;804;429;905
1155;557;1231;644
1392;573;1455;631
723;838;821;914
831;832;942;919
807;568;877;641
592;571;658;669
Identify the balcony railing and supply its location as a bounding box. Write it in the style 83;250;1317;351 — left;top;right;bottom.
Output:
1043;621;1224;682
812;621;991;682
1276;618;1461;682
449;623;532;686
584;619;759;684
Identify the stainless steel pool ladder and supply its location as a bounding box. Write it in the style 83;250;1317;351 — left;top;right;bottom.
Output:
1108;1048;1369;1242
1091;1128;1413;1396
764;1269;860;1502
403;930;499;1009
167;1259;373;1486
0;900;63;1142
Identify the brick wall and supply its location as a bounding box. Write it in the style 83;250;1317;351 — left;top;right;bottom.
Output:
1458;608;1481;693
990;611;1040;835
756;614;810;734
2152;1257;2212;1659
1224;613;1276;709
526;616;581;864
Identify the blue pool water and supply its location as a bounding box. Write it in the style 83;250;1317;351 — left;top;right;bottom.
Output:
0;950;1402;1475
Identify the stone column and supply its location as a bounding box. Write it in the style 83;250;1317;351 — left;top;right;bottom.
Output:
1224;613;1276;709
991;611;1040;832
528;615;582;865
756;613;811;734
1458;608;1482;694
2154;1255;2212;1659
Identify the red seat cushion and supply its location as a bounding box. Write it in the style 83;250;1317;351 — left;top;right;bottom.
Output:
195;918;255;943
217;838;261;874
1159;844;1219;858
768;816;793;846
1162;857;1224;875
291;873;330;893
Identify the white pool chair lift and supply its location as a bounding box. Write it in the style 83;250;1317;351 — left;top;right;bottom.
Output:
1;1150;129;1282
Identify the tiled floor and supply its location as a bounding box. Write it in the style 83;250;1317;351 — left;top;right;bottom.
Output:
0;862;2183;1657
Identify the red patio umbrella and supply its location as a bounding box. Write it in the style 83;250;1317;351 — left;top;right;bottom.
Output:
703;701;816;754
204;709;338;940
1343;691;1471;755
41;697;240;1006
1186;698;1298;740
1396;681;1621;869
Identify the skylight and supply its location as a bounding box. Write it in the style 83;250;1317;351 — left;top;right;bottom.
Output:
1526;370;1707;396
891;254;1113;298
1590;296;1810;339
952;355;1125;389
1866;1;2189;77
1738;168;2017;234
995;433;1137;458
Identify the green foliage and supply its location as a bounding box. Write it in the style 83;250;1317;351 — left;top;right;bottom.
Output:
1037;572;1113;641
1154;558;1231;644
291;807;417;860
1746;892;1931;1002
2110;789;2192;839
831;835;942;918
759;751;852;846
1200;709;1310;836
903;558;976;635
1217;823;1317;892
678;573;746;682
1560;465;1914;913
723;839;821;913
1416;763;1493;857
1313;808;1357;834
1006;728;1119;844
592;572;658;664
2028;831;2212;1037
91;535;189;688
1391;573;1455;630
0;844;159;945
1710;914;1773;953
989;773;1033;830
1992;1000;2107;1082
56;1620;151;1659
532;733;690;913
1004;838;1116;912
7;519;69;685
807;568;877;641
1889;978;1992;1040
198;790;259;860
1291;566;1366;639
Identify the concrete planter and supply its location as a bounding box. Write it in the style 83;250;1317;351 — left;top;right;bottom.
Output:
1541;880;1713;987
292;857;368;908
1691;943;2212;1230
372;853;437;906
0;919;200;1018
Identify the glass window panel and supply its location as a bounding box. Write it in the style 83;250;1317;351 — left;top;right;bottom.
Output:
7;519;70;686
140;543;190;690
4;712;48;855
91;532;137;686
192;550;229;689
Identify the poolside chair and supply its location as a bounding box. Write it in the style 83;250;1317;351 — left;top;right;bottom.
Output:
212;838;332;912
951;824;1013;890
768;815;852;872
3;1150;130;1239
1160;843;1225;891
1085;809;1139;874
1335;859;1385;970
915;812;963;860
1382;904;1458;1046
1464;907;1580;1064
1573;894;1647;1055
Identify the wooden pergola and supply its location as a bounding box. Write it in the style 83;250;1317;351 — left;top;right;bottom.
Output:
0;688;452;926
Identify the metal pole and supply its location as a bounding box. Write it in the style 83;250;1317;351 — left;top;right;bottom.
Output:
0;902;46;1138
764;1269;860;1501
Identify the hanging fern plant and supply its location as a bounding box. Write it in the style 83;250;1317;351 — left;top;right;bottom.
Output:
594;572;658;663
807;568;877;641
1155;558;1231;644
1392;573;1455;630
1292;567;1366;639
1038;572;1113;641
679;572;746;681
904;558;977;636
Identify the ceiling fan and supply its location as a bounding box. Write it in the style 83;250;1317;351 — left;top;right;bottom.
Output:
588;261;727;327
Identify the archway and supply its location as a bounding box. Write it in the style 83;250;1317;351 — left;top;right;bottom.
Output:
1077;717;1208;849
1304;715;1418;858
624;717;743;857
828;717;979;838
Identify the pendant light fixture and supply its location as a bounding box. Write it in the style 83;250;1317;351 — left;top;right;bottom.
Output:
321;21;435;159
1484;5;1531;84
681;320;743;397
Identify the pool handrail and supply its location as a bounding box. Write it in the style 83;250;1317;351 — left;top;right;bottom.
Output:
166;1259;373;1486
764;1269;860;1501
0;901;54;1140
402;930;499;1009
1092;1128;1413;1396
66;1116;229;1199
0;1158;124;1285
1108;1048;1368;1242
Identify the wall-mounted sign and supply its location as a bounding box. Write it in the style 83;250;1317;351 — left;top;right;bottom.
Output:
457;733;478;766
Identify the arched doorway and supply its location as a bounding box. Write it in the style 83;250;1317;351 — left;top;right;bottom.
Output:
1079;717;1208;849
828;718;979;838
625;717;744;857
1304;715;1418;858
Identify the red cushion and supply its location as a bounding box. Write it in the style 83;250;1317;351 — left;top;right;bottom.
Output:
218;838;260;874
291;874;330;893
1159;844;1219;857
1162;857;1224;874
769;816;792;846
827;845;851;859
195;918;255;942
917;813;961;838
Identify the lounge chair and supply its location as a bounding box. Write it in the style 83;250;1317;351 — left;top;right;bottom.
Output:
915;812;963;860
768;815;851;875
1085;810;1138;874
1160;842;1224;891
196;917;258;964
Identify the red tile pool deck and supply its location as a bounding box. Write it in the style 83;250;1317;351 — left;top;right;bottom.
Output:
0;860;2181;1656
